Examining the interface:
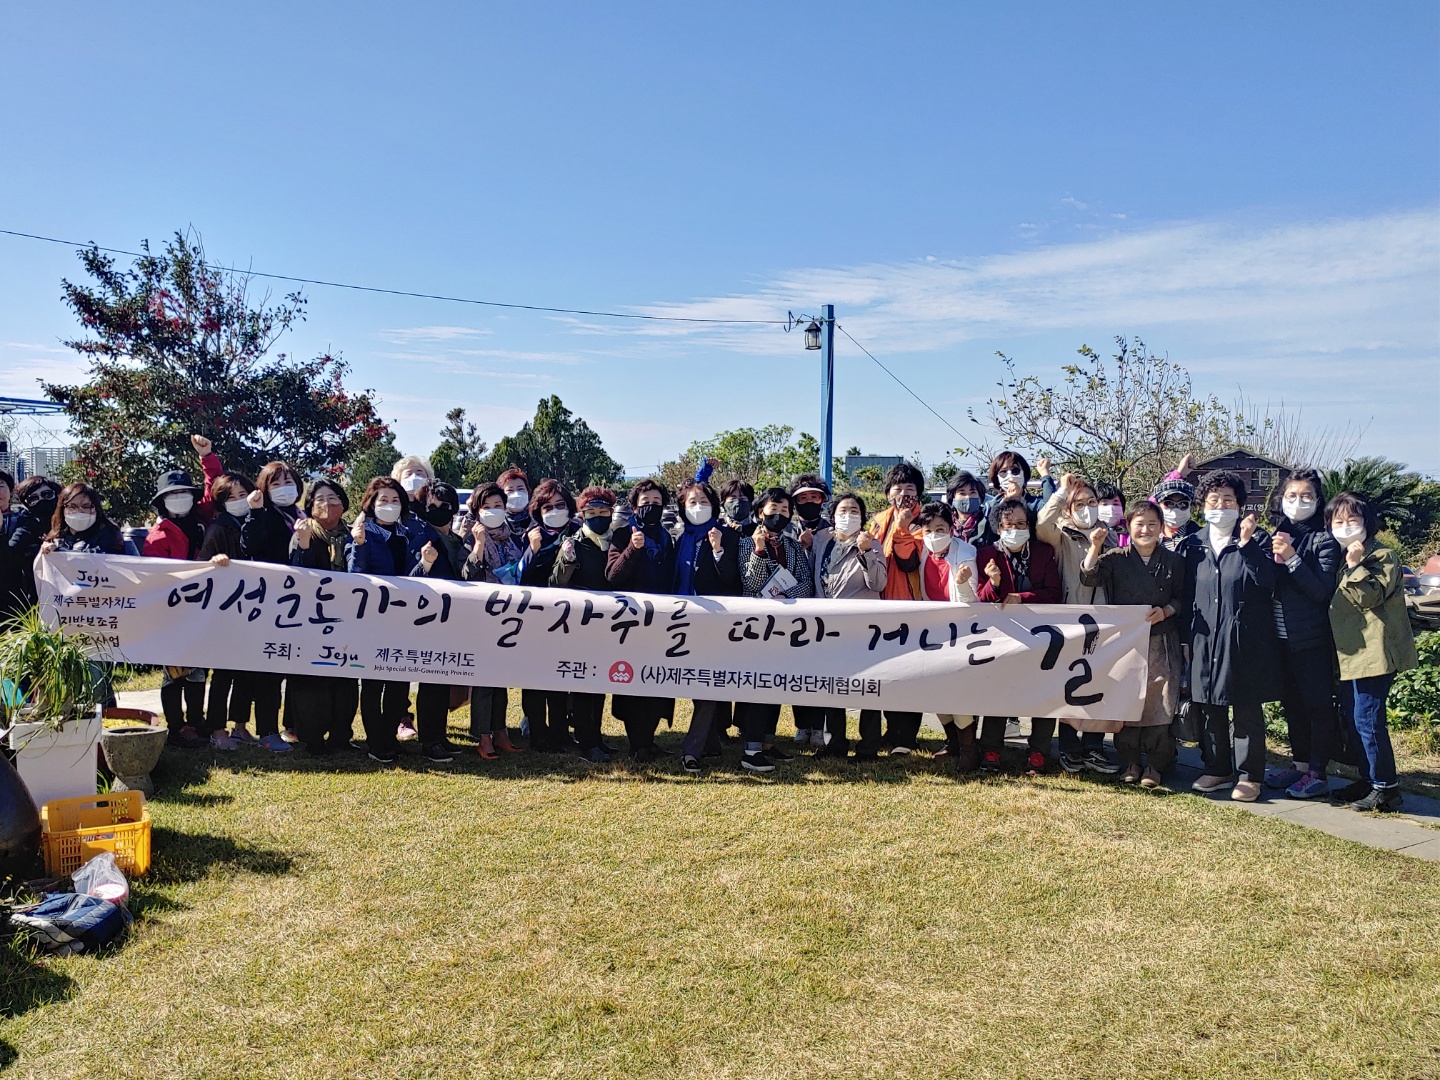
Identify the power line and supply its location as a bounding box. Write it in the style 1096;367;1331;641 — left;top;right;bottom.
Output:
0;228;789;326
836;324;967;441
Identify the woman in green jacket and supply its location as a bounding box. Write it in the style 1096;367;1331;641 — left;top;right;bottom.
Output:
1327;492;1418;813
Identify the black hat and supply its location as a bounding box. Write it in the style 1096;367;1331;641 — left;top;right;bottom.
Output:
152;470;200;507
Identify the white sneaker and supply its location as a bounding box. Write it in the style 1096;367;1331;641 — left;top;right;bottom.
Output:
794;728;812;745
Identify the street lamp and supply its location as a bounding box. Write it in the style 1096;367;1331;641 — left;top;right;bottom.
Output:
787;309;837;490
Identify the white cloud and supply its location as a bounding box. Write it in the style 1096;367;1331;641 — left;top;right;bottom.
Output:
378;325;493;344
599;209;1439;369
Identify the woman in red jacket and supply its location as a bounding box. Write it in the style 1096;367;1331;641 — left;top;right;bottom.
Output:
140;435;223;748
140;435;223;560
974;497;1063;774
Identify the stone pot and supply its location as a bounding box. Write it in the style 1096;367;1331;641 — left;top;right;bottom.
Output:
99;708;166;797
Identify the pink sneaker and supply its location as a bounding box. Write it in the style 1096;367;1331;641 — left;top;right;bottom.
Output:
209;730;238;751
396;723;419;742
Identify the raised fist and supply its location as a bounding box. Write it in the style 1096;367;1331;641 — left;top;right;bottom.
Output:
190;434;213;457
1238;513;1257;546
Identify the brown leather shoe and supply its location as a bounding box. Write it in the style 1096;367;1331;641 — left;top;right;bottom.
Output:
476;734;499;760
493;728;523;753
1140;767;1162;789
1121;763;1143;784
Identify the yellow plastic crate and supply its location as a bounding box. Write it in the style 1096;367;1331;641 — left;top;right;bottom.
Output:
41;791;151;877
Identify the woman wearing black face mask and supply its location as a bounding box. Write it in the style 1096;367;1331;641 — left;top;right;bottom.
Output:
410;481;466;764
719;479;757;538
603;479;677;762
736;488;815;773
789;474;834;752
551;486;621;763
5;476;61;614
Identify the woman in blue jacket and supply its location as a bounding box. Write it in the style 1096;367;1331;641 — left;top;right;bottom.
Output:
348;476;425;764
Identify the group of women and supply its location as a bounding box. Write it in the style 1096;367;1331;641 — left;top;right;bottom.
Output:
0;439;1419;812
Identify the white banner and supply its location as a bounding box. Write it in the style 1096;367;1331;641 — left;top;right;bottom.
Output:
35;553;1152;721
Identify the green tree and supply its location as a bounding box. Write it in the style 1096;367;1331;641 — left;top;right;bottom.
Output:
962;337;1258;502
44;232;387;520
929;460;959;488
429;407;488;486
342;429;401;510
1322;457;1422;530
474;396;622;490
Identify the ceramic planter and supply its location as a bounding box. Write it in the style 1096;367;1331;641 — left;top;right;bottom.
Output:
99;708;167;797
6;708;103;812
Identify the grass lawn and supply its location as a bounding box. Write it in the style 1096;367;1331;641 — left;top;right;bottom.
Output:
4;702;1439;1079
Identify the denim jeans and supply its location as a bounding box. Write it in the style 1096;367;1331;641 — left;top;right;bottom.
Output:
1340;673;1397;788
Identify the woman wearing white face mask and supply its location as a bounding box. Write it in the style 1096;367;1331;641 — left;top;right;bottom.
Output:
974;498;1063;774
1036;474;1122;775
1326;491;1417;813
41;483;125;557
497;467;533;545
983;451;1055;524
1095;483;1129;547
1182;469;1282;803
668;480;743;774
198;472;259;750
237;459;308;751
39;483;125;717
390;454;435;516
1264;469;1343;799
239;460;306;565
348;477;426;764
141;435;224;560
461;483;526;759
516;479;578;752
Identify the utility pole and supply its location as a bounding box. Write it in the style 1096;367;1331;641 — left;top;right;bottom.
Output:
818;304;835;492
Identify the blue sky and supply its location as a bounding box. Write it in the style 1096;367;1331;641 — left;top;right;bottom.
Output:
2;2;1437;476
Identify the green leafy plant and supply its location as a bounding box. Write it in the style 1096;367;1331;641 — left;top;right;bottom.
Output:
0;609;103;732
1389;630;1440;731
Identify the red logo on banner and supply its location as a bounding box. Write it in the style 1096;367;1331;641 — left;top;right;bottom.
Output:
608;661;634;684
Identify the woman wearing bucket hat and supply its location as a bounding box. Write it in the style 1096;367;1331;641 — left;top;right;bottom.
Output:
142;435;225;748
1152;455;1200;553
141;435;223;560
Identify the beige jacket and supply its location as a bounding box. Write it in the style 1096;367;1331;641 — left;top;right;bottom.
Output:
1037;489;1114;604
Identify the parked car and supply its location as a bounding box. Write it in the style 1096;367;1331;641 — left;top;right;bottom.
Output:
1405;555;1440;633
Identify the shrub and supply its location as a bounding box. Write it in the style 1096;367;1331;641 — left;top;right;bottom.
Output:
1389;630;1440;730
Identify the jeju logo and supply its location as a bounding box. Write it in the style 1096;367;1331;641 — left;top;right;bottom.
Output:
608;661;634;684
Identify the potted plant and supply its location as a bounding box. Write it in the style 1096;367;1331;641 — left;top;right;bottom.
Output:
0;608;105;811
